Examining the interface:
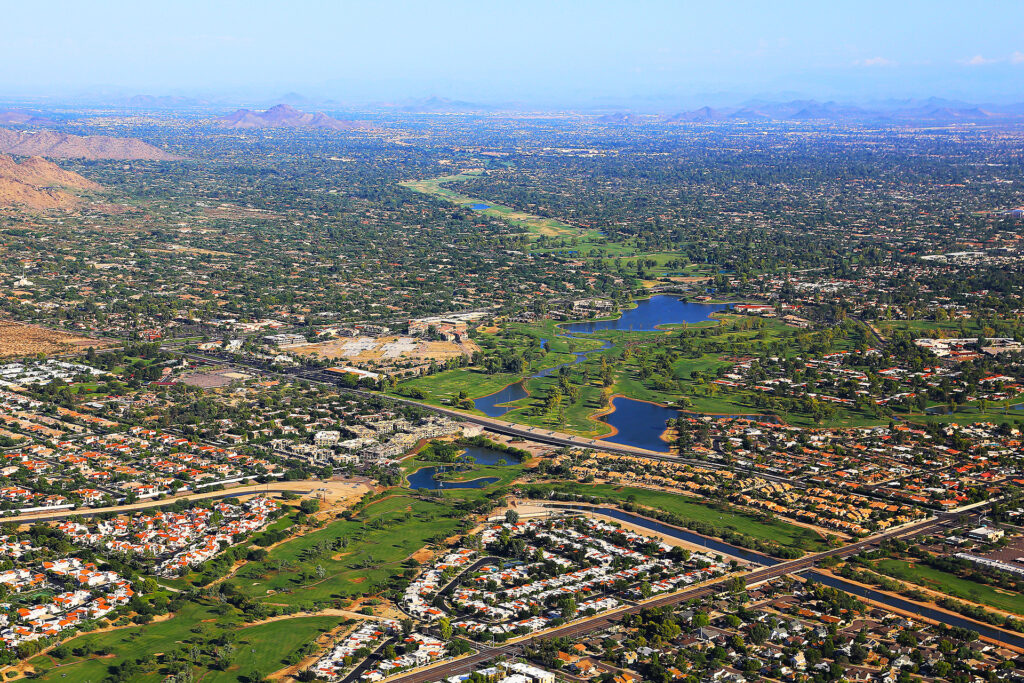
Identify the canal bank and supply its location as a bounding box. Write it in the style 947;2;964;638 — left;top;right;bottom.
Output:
538;502;1024;651
805;570;1024;652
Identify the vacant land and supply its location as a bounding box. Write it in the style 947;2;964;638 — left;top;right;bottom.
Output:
0;321;110;358
292;335;478;366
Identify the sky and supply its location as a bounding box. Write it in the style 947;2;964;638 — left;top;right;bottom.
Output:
3;0;1023;107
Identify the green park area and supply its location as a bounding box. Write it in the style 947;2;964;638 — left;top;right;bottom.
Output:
873;558;1024;616
394;308;910;433
224;495;464;605
401;172;595;239
526;482;830;553
27;493;485;681
28;601;339;683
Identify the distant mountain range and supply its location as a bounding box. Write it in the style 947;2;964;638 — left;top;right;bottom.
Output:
0;154;102;210
217;104;370;130
0;128;181;160
389;96;500;113
662;98;1024;124
124;94;211;108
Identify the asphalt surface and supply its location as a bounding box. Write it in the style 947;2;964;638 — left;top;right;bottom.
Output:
180;352;794;484
371;513;971;683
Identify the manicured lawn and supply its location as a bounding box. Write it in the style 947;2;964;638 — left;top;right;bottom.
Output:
204;615;339;682
876;319;984;337
29;602;225;682
401;174;583;238
397;367;527;404
874;559;1024;616
226;496;463;604
28;601;339;682
531;482;829;551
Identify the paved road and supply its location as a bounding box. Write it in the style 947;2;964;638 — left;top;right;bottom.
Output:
180;352;795;484
372;513;972;683
2;480;366;524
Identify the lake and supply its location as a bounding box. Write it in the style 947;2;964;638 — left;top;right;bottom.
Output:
473;381;530;418
598;395;680;453
559;295;731;334
406;445;521;490
470;203;490;210
474;295;730;420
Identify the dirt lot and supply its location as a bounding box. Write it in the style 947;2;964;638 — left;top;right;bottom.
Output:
180;369;252;388
291;335;478;365
0;322;111;358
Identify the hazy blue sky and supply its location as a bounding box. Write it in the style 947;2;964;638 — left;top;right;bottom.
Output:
3;0;1022;105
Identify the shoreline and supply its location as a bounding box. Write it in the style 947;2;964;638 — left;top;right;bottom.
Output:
592;393;677;450
552;294;733;335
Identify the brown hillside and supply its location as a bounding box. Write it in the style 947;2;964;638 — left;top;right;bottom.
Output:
0;154;103;210
218;104;371;131
0;128;182;160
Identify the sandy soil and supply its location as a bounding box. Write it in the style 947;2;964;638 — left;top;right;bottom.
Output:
9;478;371;526
0;321;112;358
291;335;478;364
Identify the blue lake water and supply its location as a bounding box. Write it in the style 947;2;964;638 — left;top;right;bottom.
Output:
406;446;520;490
475;295;730;425
473;382;530;418
559;295;731;334
470;204;490;210
598;395;680;453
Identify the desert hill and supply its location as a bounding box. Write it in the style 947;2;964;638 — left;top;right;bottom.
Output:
0;110;55;125
0;128;181;160
664;98;1024;124
0;154;102;210
218;104;369;130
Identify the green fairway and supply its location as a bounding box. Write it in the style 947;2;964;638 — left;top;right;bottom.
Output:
225;495;463;605
28;601;338;682
874;559;1024;616
527;482;829;552
401;173;588;238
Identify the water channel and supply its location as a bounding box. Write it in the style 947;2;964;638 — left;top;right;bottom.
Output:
549;504;1024;647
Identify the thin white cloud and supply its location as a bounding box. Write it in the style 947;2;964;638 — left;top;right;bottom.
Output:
1011;51;1024;64
963;54;998;66
854;56;895;67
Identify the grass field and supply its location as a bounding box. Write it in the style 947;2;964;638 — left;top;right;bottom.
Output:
401;173;590;239
530;482;829;552
225;495;463;605
873;558;1024;616
24;489;500;682
28;601;339;682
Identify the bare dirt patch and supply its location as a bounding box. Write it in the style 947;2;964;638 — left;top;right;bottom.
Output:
410;548;434;564
291;335;478;365
0;321;112;358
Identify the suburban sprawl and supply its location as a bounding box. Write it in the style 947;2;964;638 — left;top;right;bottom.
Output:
0;96;1021;683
